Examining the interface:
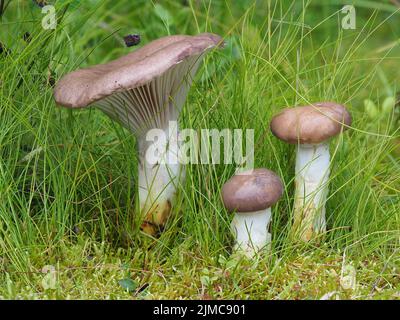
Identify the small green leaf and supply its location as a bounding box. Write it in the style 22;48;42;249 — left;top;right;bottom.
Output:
118;278;138;292
201;268;209;275
218;254;227;266
382;96;395;114
364;99;378;119
200;275;210;286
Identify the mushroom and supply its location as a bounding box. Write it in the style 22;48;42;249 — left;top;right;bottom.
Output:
270;102;352;241
221;168;283;257
54;33;223;235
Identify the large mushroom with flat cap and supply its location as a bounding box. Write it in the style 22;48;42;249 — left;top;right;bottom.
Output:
54;33;223;235
222;168;283;257
270;102;352;241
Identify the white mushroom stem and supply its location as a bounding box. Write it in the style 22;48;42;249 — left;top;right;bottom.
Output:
293;143;330;241
137;123;184;233
231;209;272;257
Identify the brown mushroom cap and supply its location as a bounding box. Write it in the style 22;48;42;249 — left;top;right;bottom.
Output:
222;168;283;213
270;102;352;144
54;33;223;108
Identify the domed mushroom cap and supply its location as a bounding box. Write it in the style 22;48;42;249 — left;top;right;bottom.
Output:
222;168;283;213
54;33;223;108
270;102;352;144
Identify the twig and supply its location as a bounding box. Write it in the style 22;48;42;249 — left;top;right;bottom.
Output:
390;0;400;8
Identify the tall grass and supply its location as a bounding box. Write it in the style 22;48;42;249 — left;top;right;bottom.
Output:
0;0;399;299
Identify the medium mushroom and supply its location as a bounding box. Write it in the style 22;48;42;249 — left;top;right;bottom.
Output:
222;168;283;257
270;102;352;241
54;33;223;235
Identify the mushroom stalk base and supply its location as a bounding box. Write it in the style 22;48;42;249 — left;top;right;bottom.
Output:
138;126;183;235
293;143;330;241
231;208;272;257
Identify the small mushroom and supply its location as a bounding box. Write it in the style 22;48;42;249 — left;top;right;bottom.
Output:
222;168;283;257
270;102;352;241
54;33;223;235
